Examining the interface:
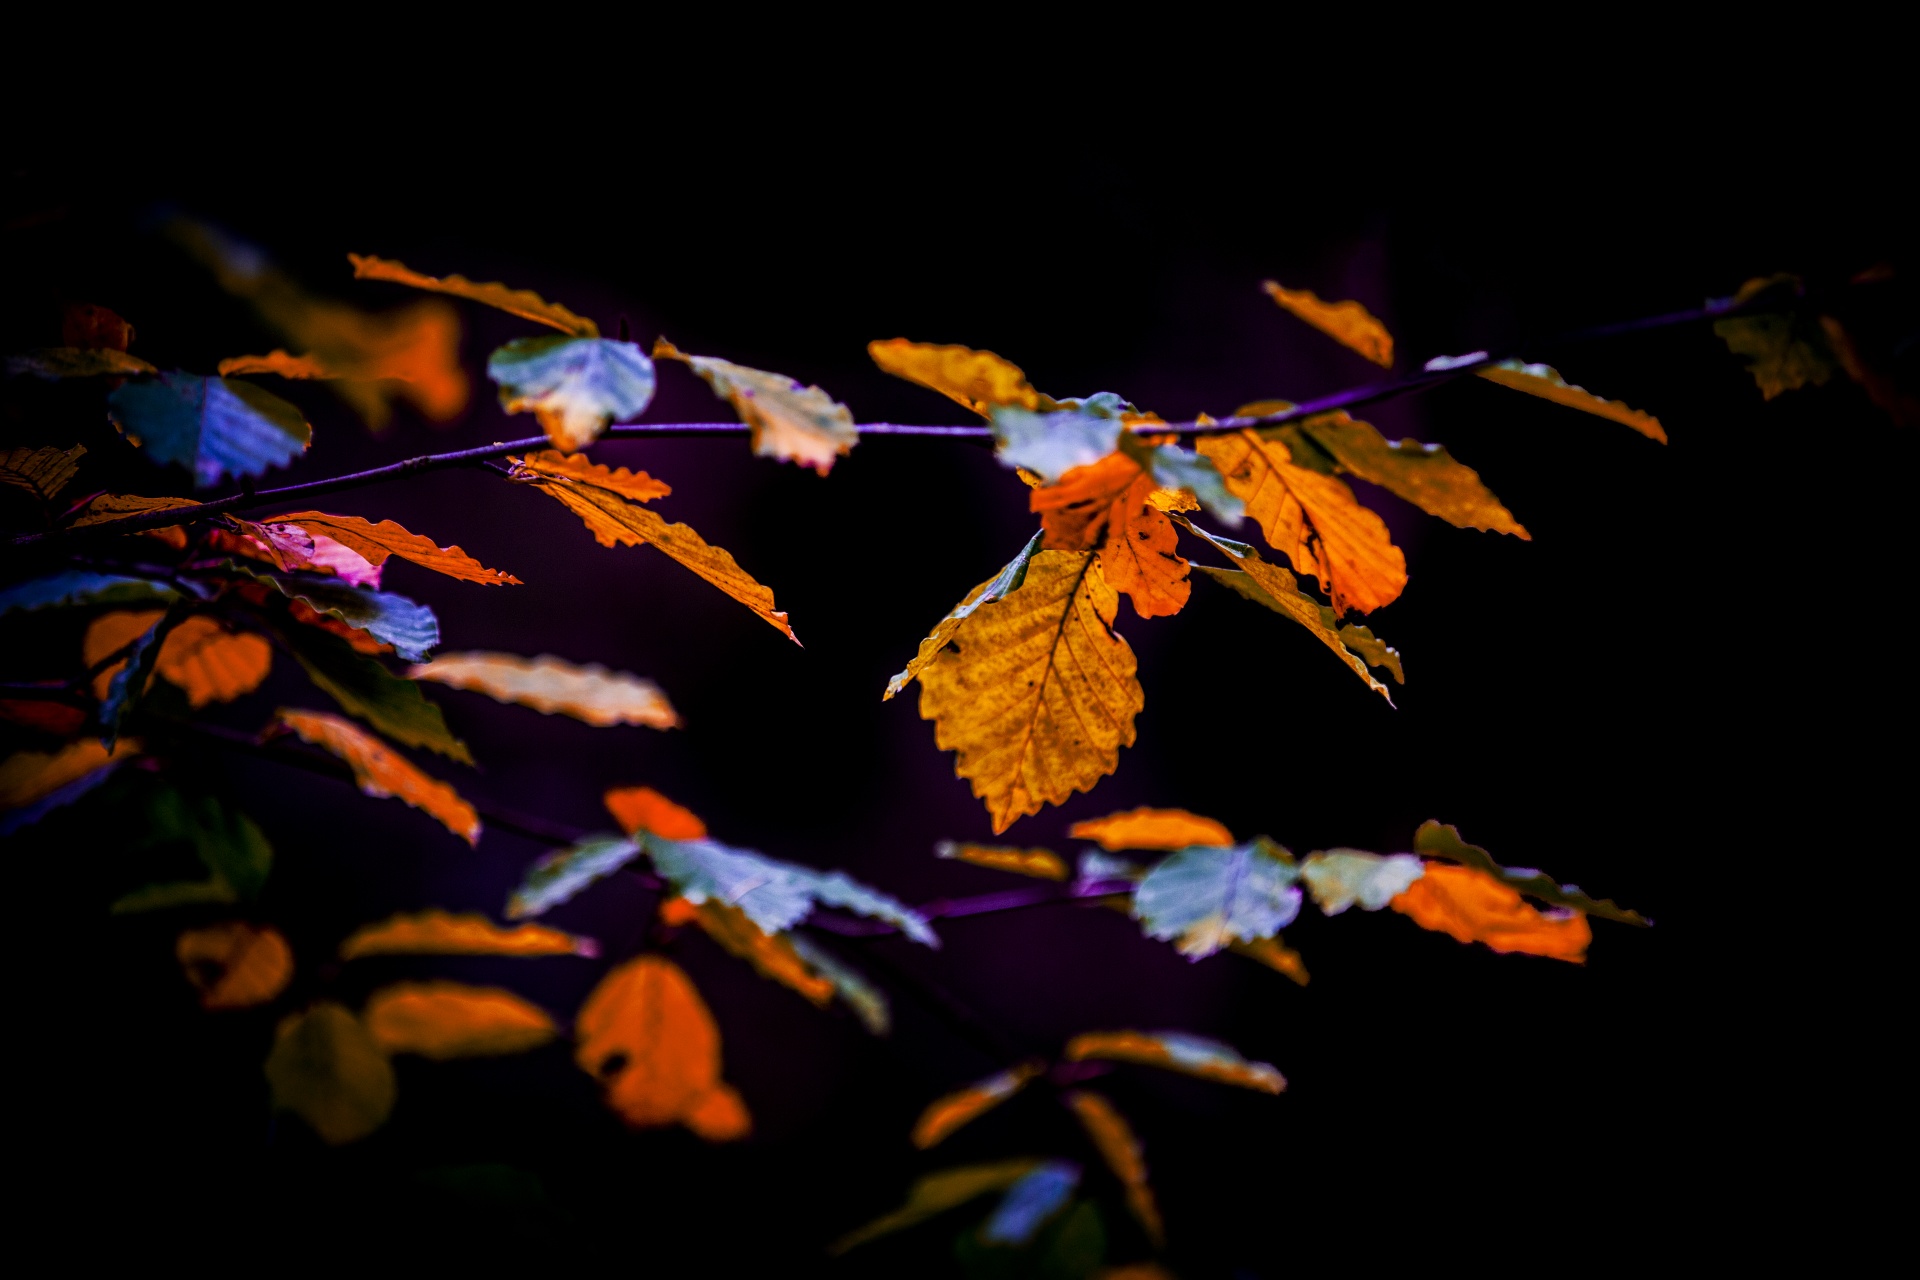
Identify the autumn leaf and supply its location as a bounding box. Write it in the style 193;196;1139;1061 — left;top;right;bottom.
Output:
1064;1091;1164;1247
885;532;1041;701
107;374;310;488
1278;410;1530;536
62;303;135;351
0;445;85;502
1033;453;1190;619
509;449;671;502
1065;1030;1285;1094
176;922;293;1010
787;935;891;1036
1133;838;1301;959
111;785;274;912
1230;936;1310;985
1476;361;1668;442
510;451;796;642
868;338;1051;416
238;565;440;662
661;896;834;1007
6;348;158;378
980;1162;1084;1247
604;785;707;839
1712;274;1835;401
1413;820;1647;925
917;551;1143;833
935;841;1069;881
274;621;471;762
265;1002;396;1145
1299;849;1425;915
1262;280;1394;367
506;835;642;919
912;1062;1046;1149
340;910;597;959
645;834;939;944
0;738;142;816
489;336;655;450
575;955;750;1140
1196;427;1406;614
1070;807;1234;852
273;709;480;844
349;253;599;336
655;338;858;474
409;652;677;728
364;981;558;1058
830;1160;1044;1254
86;611;272;708
68;493;200;531
1390;862;1591;963
263;512;521;585
0;571;176;616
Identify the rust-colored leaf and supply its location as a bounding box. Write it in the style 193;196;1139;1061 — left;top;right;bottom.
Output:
264;1002;395;1145
660;896;834;1007
935;841;1068;881
273;710;480;844
1477;360;1667;442
63;303;135;351
1230;935;1310;985
1;445;85;502
1390;862;1591;963
1070;807;1234;852
0;737;141;810
604;786;708;839
263;511;521;585
340;910;597;959
69;494;199;544
912;1062;1045;1149
1065;1030;1285;1093
349;253;599;337
511;449;671;502
409;652;677;728
86;611;272;708
575;954;750;1140
1065;1091;1164;1247
1032;454;1189;619
655;338;858;475
1263;280;1394;367
868;338;1051;416
177;921;293;1010
363;980;558;1058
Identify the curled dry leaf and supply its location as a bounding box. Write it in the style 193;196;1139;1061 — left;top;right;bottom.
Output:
655;338;857;474
340;910;597;959
1390;862;1591;962
1262;280;1394;367
831;1160;1042;1255
349;254;599;336
1070;807;1234;852
273;710;480;845
86;611;273;708
363;981;558;1058
0;738;141;811
604;785;707;839
1478;360;1667;442
868;338;1050;416
264;512;521;585
935;841;1069;881
1064;1030;1285;1094
1065;1091;1164;1248
912;1062;1046;1149
489;336;655;450
660;896;834;1007
0;445;85;501
575;955;750;1141
265;1002;396;1145
176;922;293;1010
1033;453;1189;619
409;652;678;729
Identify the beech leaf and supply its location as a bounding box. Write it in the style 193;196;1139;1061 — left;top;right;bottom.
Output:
936;841;1069;881
176;921;293;1009
644;835;938;946
273;710;480;844
990;407;1122;484
340;910;597;959
409;652;677;728
868;338;1050;416
604;785;708;839
87;611;273;709
1299;849;1425;914
912;1062;1046;1149
0;571;176;615
1064;1030;1285;1093
112;786;273;909
1413;820;1646;925
275;622;471;763
349;253;599;336
240;566;439;662
1391;863;1591;963
982;1162;1082;1245
885;532;1040;701
265;1002;396;1145
575;955;750;1140
1262;280;1394;367
661;896;834;1007
655;338;857;474
1291;411;1529;536
787;934;890;1036
1475;360;1668;442
1033;454;1190;619
0;445;85;501
1064;1091;1163;1247
5;347;158;378
107;374;310;487
1069;807;1233;852
488;336;655;451
263;512;521;585
1230;935;1310;985
506;835;641;919
363;981;558;1058
1133;838;1302;959
68;494;200;532
830;1160;1043;1254
0;739;142;816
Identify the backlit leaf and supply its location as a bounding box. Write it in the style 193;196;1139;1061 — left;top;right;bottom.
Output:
176;921;293;1009
349;253;599;336
489;336;655;451
264;512;521;585
604;785;708;839
5;348;158;378
363;981;558;1058
1033;454;1189;619
991;407;1123;484
409;652;677;728
1262;280;1394;367
660;896;834;1007
1413;820;1647;925
275;622;471;763
96;604;178;746
936;841;1069;881
655;338;857;474
1390;862;1591;963
868;338;1049;416
1229;935;1309;985
830;1160;1042;1254
787;934;891;1036
510;450;671;502
0;571;176;615
62;303;136;351
982;1162;1082;1246
1477;361;1667;442
575;955;749;1140
273;710;480;844
1712;273;1834;401
88;612;273;708
264;1002;396;1145
340;910;597;959
1070;807;1234;852
505;835;641;919
69;494;200;531
0;739;141;812
1065;1091;1164;1247
107;374;310;488
1299;849;1424;914
885;532;1041;701
645;835;939;945
510;451;796;642
918;552;1143;833
0;445;85;501
1290;411;1529;536
1133;839;1301;959
912;1061;1045;1149
1065;1030;1285;1094
241;566;439;662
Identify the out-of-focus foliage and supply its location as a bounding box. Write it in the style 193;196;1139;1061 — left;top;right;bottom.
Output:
913;1062;1046;1149
489;336;656;451
936;840;1069;880
831;1159;1044;1253
176;922;293;1009
575;955;750;1140
1132;839;1302;959
340;910;598;959
265;1002;397;1145
655;338;857;474
272;710;480;844
1069;808;1234;852
1065;1092;1163;1247
107;374;311;487
409;652;678;728
1064;1031;1285;1093
364;981;559;1058
1261;280;1394;366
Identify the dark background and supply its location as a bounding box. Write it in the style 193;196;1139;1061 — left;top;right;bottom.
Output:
4;135;1910;1272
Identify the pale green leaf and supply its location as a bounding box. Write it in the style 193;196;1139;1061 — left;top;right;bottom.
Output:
505;834;641;919
1133;838;1301;959
1299;849;1423;914
645;835;938;946
487;336;655;451
989;407;1120;483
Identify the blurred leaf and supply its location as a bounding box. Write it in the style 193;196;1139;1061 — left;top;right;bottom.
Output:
240;565;439;662
1133;839;1301;959
655;338;857;474
264;512;521;585
918;552;1142;834
1712;273;1835;401
276;621;471;762
937;841;1068;881
912;1062;1045;1149
0;445;85;502
409;652;677;728
86;611;272;708
604;785;707;839
106;374;310;488
0;571;176;615
886;532;1041;701
981;1162;1082;1246
1262;280;1393;367
364;981;558;1058
869;338;1051;416
1033;454;1189;619
349;253;598;336
6;348;157;378
991;407;1122;485
177;921;293;1009
341;910;597;959
787;934;890;1035
505;835;641;919
1293;411;1529;536
1412;820;1646;924
646;834;939;945
1069;808;1233;852
831;1160;1043;1253
265;1002;396;1144
1064;1092;1163;1248
1229;935;1309;985
1299;849;1424;915
97;603;180;746
1064;1031;1284;1094
575;955;750;1140
1391;863;1591;963
1477;361;1668;441
489;337;654;451
273;710;480;844
62;303;136;351
0;738;141;811
660;896;834;1007
112;785;272;912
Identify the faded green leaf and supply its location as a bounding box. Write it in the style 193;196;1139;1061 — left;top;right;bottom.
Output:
990;407;1121;483
5;348;157;379
1133;838;1301;959
487;336;655;451
1123;435;1245;525
1413;820;1648;925
1714;276;1837;401
1299;849;1424;914
276;622;472;764
107;374;311;488
885;532;1042;700
787;934;890;1036
264;1002;397;1145
1295;411;1528;537
655;339;857;474
505;834;642;920
831;1160;1041;1254
0;445;86;501
645;835;938;946
0;572;177;615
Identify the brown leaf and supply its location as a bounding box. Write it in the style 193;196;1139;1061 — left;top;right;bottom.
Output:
349;253;598;336
1065;1091;1164;1247
264;511;522;585
660;896;834;1007
1292;411;1529;537
604;786;708;839
935;841;1069;881
1262;281;1394;367
867;338;1052;416
63;303;134;351
177;922;293;1010
363;980;558;1058
575;955;750;1140
0;738;141;810
340;910;597;959
69;494;199;543
1390;862;1591;963
264;1002;395;1144
0;445;85;502
1477;361;1667;442
1032;453;1189;619
273;710;480;844
1070;807;1233;851
911;1062;1045;1149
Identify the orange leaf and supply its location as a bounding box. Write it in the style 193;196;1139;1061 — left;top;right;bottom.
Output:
604;786;707;839
660;896;834;1007
510;450;671;503
214;318;471;427
1229;935;1310;986
575;955;750;1140
912;1062;1045;1149
156;617;272;708
409;652;677;728
339;910;596;959
1262;280;1394;367
63;302;135;351
867;338;1049;416
263;511;521;585
0;737;141;809
1065;1091;1164;1247
216;351;334;380
1032;454;1189;619
1070;807;1234;851
935;841;1068;881
363;980;558;1058
84;609;164;700
1064;1030;1285;1093
176;922;293;1010
349;253;598;337
273;710;480;844
1390;862;1591;963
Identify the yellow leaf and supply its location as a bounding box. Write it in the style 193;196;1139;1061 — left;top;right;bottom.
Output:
0;445;85;501
363;980;558;1058
0;738;141;810
510;451;797;643
911;1061;1045;1149
918;552;1143;834
273;710;480;845
830;1160;1042;1254
1032;453;1189;619
604;785;708;839
655;338;858;475
1070;807;1233;851
660;896;834;1007
935;841;1068;881
408;651;677;728
1065;1091;1164;1247
1477;361;1667;442
339;910;597;959
83;612;275;708
1263;280;1394;367
349;253;599;337
264;511;521;585
1229;935;1310;985
885;533;1040;702
1064;1030;1285;1093
868;338;1051;416
177;921;294;1010
575;954;750;1140
1196;428;1406;614
264;1002;396;1144
1390;862;1591;963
